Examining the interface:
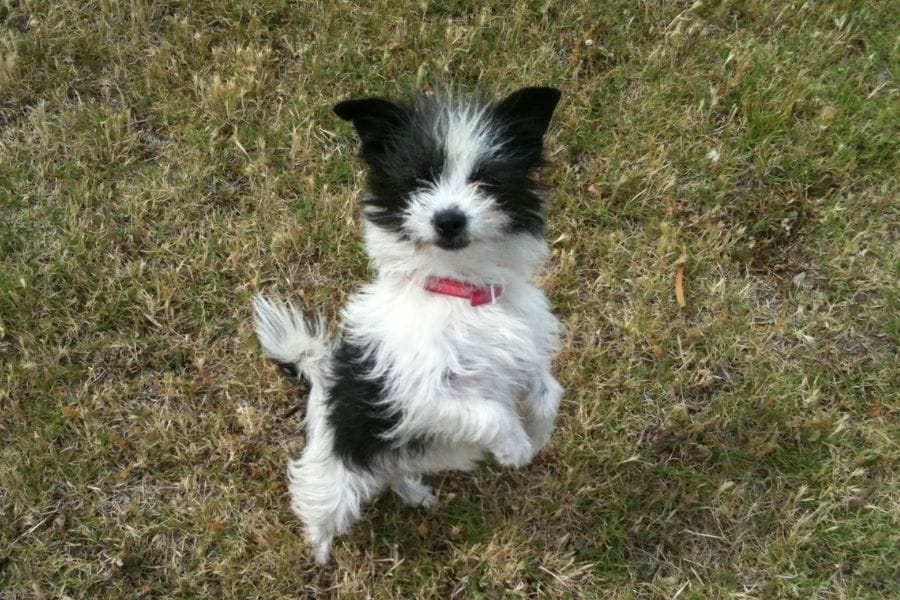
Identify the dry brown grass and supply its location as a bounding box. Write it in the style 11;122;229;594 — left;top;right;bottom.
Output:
1;1;898;597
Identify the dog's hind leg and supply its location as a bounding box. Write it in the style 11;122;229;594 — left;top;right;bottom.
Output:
391;475;437;509
288;449;381;564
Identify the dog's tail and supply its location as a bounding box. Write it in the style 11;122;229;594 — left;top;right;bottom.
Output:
252;295;333;391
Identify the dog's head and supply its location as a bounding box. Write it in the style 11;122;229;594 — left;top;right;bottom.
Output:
334;87;560;276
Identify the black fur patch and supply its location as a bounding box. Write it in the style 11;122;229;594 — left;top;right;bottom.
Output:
325;338;399;470
480;86;560;236
469;155;546;236
273;359;299;380
335;97;446;235
363;113;446;235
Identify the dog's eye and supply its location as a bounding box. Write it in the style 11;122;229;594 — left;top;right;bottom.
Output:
468;167;496;187
413;163;442;186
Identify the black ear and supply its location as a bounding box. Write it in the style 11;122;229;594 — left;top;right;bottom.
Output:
333;97;407;157
494;86;561;142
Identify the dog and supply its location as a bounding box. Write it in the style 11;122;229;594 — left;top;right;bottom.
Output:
253;86;563;564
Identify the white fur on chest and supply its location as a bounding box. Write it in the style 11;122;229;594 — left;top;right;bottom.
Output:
343;276;559;409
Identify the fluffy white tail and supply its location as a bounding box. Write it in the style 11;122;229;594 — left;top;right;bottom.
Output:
252;295;333;389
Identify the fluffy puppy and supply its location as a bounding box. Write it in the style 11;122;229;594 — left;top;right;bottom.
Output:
253;86;563;564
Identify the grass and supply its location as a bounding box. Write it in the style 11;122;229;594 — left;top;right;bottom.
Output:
1;0;898;597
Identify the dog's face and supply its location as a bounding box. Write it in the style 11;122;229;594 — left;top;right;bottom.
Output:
334;87;560;265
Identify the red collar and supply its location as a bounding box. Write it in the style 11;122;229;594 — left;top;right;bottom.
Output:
424;276;503;307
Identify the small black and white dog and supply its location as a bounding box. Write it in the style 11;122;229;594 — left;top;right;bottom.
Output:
253;86;563;564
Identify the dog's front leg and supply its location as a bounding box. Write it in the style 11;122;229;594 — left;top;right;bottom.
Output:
412;399;534;467
519;372;563;453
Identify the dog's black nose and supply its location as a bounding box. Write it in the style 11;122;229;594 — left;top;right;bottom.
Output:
433;209;467;238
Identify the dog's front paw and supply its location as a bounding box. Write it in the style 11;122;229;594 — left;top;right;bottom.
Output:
527;419;554;454
522;375;562;454
492;429;534;468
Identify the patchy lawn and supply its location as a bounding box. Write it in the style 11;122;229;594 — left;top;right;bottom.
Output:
1;1;897;597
